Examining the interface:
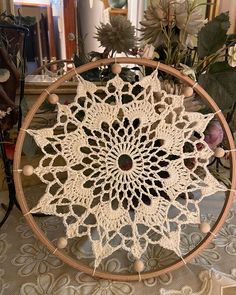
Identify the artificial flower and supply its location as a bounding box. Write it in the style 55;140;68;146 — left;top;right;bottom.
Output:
175;1;206;36
95;15;135;55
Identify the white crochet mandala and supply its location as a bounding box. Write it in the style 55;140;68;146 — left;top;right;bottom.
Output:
28;69;224;268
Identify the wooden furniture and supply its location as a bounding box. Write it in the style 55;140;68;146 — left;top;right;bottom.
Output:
206;0;220;20
63;0;77;59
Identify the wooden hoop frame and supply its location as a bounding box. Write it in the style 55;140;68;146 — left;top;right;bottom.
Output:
13;57;236;281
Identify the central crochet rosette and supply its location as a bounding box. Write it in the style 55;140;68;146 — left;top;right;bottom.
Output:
28;70;223;267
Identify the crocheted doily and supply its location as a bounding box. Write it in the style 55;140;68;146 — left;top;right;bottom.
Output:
27;69;224;268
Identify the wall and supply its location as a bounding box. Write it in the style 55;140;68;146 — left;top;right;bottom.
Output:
128;0;146;44
78;0;105;54
219;0;236;34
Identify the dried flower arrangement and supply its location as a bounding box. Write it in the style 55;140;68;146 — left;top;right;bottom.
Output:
75;2;235;113
139;1;236;114
138;1;236;175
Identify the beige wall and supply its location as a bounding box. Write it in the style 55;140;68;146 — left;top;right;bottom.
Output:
78;0;105;54
219;0;236;33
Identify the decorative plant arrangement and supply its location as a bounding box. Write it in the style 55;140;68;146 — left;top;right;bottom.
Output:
140;1;236;113
138;0;236;165
140;0;206;62
75;1;235;113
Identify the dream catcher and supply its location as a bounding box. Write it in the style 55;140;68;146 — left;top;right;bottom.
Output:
13;58;236;281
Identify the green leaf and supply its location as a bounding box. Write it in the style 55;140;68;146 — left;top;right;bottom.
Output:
197;12;230;59
208;61;234;73
198;62;236;110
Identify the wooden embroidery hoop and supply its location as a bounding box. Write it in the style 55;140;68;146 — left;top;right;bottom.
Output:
13;57;236;281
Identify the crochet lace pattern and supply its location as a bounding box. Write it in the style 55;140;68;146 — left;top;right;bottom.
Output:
27;69;224;268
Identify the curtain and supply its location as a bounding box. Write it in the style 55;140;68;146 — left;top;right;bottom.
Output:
0;0;14;14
